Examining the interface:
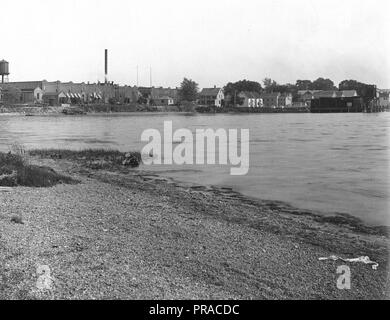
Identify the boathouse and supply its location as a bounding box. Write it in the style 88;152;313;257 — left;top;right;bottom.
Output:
310;90;363;113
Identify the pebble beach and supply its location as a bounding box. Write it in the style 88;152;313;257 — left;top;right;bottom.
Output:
0;157;389;299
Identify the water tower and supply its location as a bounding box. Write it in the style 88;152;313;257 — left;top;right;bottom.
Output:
0;60;9;83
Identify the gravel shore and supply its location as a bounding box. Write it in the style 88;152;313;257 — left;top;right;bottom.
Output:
0;158;389;299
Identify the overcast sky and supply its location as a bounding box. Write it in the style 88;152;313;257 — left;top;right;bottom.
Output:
2;0;389;88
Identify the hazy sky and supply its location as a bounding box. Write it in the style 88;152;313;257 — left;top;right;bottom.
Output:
2;0;389;88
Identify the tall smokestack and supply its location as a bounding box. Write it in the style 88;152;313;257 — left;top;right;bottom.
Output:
105;49;108;83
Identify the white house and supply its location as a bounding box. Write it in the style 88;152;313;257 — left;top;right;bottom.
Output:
198;87;224;107
238;91;263;108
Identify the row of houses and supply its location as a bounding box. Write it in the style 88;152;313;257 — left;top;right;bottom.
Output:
197;87;390;109
1;81;389;109
0;82;298;108
0;81;140;106
0;81;182;107
197;87;293;108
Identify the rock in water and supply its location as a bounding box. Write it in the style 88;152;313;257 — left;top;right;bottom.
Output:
122;152;141;167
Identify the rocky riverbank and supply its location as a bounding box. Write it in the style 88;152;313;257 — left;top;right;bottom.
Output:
0;104;190;115
0;154;389;299
0;103;310;116
0;105;64;115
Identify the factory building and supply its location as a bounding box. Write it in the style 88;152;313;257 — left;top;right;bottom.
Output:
1;51;140;106
0;80;140;106
0;81;44;104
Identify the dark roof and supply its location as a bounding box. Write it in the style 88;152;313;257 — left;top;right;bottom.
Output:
298;90;322;95
313;91;336;98
2;81;44;90
341;90;358;97
43;91;64;97
313;90;357;99
151;87;178;99
199;88;221;96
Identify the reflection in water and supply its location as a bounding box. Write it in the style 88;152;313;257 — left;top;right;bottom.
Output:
0;112;389;225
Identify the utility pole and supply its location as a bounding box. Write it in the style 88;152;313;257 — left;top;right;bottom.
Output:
150;67;152;88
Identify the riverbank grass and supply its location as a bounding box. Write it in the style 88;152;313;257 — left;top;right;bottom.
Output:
0;152;76;187
29;148;142;169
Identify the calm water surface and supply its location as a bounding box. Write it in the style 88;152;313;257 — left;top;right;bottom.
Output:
0;112;389;226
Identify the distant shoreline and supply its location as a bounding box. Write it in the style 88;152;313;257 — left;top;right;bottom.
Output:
0;103;310;116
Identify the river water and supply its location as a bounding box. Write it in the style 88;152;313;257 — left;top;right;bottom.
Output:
0;112;389;226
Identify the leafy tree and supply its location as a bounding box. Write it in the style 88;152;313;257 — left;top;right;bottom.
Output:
178;78;199;102
224;80;262;96
295;80;312;90
311;77;336;91
272;84;291;94
339;79;377;102
282;83;300;101
223;80;262;106
339;79;361;90
262;78;278;93
295;78;336;91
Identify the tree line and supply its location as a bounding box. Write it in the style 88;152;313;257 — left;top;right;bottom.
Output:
1;77;376;107
178;77;377;106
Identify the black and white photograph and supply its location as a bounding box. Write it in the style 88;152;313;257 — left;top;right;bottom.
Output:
0;0;389;306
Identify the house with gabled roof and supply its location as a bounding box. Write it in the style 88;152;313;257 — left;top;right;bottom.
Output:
153;95;175;106
42;91;68;106
297;90;322;103
260;92;292;108
198;86;224;107
151;87;178;105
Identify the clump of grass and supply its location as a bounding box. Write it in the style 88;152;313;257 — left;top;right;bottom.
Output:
10;215;24;225
29;148;123;161
8;143;28;158
29;149;142;168
0;152;76;187
0;169;18;186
